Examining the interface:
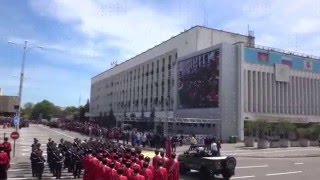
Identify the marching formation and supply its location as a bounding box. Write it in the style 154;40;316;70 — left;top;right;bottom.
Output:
30;136;180;180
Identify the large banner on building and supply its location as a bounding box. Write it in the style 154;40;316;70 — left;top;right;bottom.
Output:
178;49;220;109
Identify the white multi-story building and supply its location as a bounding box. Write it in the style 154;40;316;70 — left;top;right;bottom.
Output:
90;25;320;141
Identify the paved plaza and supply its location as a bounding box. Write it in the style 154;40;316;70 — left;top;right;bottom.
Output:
1;125;320;180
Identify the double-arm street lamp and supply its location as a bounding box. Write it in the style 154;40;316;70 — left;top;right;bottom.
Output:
8;40;43;130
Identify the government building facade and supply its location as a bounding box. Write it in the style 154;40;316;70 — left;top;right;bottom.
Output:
90;26;320;141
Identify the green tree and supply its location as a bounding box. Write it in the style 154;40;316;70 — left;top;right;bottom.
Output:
79;99;90;122
22;102;34;119
63;106;79;117
254;119;271;139
275;120;296;139
108;109;116;127
31;100;62;120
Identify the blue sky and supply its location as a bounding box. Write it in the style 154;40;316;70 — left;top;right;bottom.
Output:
0;0;319;107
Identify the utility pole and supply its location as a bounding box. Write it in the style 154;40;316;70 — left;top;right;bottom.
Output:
16;41;27;131
8;40;43;131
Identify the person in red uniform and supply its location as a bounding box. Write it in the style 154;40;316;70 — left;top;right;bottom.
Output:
124;161;133;179
165;136;172;159
130;167;145;180
102;158;111;180
114;155;122;170
96;158;106;180
117;168;128;180
165;153;180;180
138;154;144;167
2;137;11;160
131;158;141;172
154;160;167;180
91;155;101;180
159;151;169;167
0;145;10;180
141;162;153;180
83;149;94;180
109;162;118;180
144;157;154;173
152;150;161;168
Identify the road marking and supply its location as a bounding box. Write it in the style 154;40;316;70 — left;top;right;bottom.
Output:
236;165;268;169
294;162;304;165
231;175;255;179
227;148;320;156
8;169;27;172
40;126;74;139
266;171;302;176
8;178;29;180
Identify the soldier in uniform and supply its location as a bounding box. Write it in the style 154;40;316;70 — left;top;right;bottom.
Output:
53;150;64;179
31;138;39;149
30;148;38;177
35;150;45;180
47;139;54;173
73;150;83;178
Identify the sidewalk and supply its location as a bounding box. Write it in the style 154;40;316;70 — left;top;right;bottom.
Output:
219;142;320;158
37;125;320;158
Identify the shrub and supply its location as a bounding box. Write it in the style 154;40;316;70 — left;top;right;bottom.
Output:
296;128;308;139
254;119;271;139
276;120;296;139
307;124;320;141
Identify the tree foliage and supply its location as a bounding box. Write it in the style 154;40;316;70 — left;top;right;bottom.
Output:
22;102;34;119
79;99;90;122
30;100;62;120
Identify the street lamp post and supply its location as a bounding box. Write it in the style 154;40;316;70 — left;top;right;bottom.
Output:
8;40;43;131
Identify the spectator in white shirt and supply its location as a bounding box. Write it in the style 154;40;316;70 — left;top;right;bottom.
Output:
210;141;218;156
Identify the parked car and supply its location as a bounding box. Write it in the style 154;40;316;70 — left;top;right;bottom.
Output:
178;145;236;180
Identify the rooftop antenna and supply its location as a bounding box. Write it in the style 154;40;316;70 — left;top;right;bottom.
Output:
111;61;118;67
247;24;255;47
202;1;208;26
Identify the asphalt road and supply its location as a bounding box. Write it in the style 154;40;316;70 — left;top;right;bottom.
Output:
4;124;320;180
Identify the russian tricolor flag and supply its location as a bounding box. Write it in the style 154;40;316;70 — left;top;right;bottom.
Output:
281;57;292;68
258;52;269;62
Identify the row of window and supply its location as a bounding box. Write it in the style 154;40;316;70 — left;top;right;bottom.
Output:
91;53;177;113
244;70;320;115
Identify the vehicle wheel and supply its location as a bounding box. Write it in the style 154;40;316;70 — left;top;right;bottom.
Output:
222;171;232;180
180;163;190;174
199;167;214;180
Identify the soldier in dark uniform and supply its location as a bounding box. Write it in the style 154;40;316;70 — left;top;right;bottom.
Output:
47;139;54;173
73;150;83;178
35;150;45;180
53;150;64;179
31;138;39;149
64;149;72;173
30;148;38;177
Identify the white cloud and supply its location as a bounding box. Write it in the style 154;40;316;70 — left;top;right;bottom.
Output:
30;0;188;59
222;0;320;56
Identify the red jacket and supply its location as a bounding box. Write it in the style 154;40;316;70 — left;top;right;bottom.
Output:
165;159;180;180
111;168;118;180
0;152;10;170
141;168;153;180
103;166;111;180
125;167;134;179
83;155;94;180
152;155;161;168
154;167;167;180
118;175;128;180
130;174;145;180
